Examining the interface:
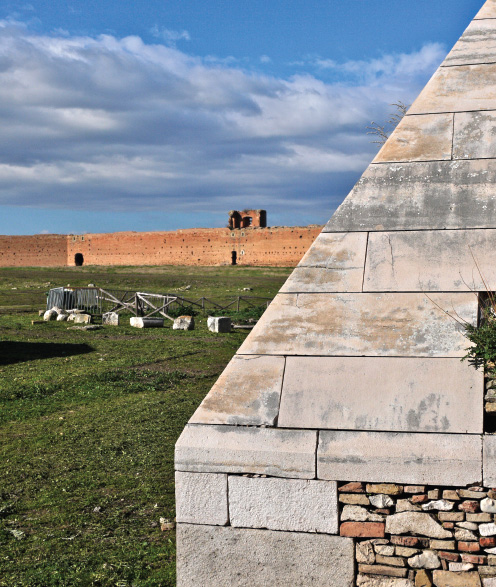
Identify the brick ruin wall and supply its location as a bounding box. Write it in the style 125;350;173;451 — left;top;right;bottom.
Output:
0;226;322;267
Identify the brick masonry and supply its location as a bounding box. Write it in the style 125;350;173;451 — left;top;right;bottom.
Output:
0;225;323;268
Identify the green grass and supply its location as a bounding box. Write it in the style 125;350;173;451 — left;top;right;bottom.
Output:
0;265;291;586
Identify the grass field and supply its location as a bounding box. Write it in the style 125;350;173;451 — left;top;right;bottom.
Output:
0;265;292;586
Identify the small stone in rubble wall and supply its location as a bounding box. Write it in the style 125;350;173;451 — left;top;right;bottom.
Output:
357;575;414;587
397;500;422;512
432;570;481;587
455;528;478;541
341;505;384;522
340;522;385;538
340;494;370;505
449;562;475;571
422;500;454;512
408;550;440;569
415;570;433;587
481;524;496;537
482;498;496;513
367;484;404;495
386;513;452;539
357;541;376;564
370;494;395;508
358;564;407;578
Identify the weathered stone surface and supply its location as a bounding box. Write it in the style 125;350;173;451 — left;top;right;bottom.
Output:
376;555;405;567
386;513;452;539
207;317;231;333
280;232;367;293
367;484;404;495
476;1;496;20
357;540;376;564
373;114;453;163
318;431;482;486
325;160;496;232
410;64;496;115
56;313;68;321
102;311;119;326
176;524;355;586
175;472;228;526
279;357;483;433
444;20;496;66
455;528;478;541
430;540;455;551
397;499;421;513
69;313;92;324
449;562;474;571
341;505;384;522
358;564;407;578
432;570;481;587
416;570;433;587
454;111;496;160
482;498;496;513
357;576;414;587
370;495;395;509
190;355;284;426
364;229;496;293
484;436;496;487
239;293;475;358
340;493;370;505
483;578;496;587
422;501;454;512
408;550;441;569
375;545;395;556
481;524;496;537
172;316;194;330
130;317;163;328
228;476;338;534
175;424;316;479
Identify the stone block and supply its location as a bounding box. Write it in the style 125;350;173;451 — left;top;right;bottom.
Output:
357;576;414;587
228;476;338;534
325;160;496;232
70;313;92;324
238;293;475;358
454;112;496;160
278;357;483;433
190;355;284;426
175;424;316;479
373;114;453;163
176;524;354;586
484;435;496;487
386;513;452;539
432;570;481;587
476;1;496;20
43;309;58;321
340;522;385;538
172;316;194;330
175;472;228;526
207;317;231;333
410;63;496;115
280;232;367;293
130;317;164;328
358;564;407;578
444;20;496;66
56;313;68;321
102;311;119;326
318;431;482;486
364;229;496;292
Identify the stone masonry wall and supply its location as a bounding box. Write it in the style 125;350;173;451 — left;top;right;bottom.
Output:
0;225;322;267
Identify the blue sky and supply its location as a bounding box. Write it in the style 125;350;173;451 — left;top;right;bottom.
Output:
0;0;486;234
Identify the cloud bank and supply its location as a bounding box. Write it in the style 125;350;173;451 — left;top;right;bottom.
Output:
0;21;446;228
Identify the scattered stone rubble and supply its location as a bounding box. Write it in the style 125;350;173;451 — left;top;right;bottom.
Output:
340;481;496;586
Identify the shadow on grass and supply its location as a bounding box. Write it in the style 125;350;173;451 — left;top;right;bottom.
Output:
0;341;94;365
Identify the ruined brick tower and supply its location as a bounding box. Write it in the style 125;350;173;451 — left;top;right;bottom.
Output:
175;1;496;585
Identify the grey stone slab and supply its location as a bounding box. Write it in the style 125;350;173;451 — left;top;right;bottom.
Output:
483;435;496;487
476;1;496;20
228;476;338;533
280;232;367;293
278;357;483;433
373;114;453;163
444;20;496;66
238;292;476;357
454;111;496;159
318;430;482;486
176;524;354;586
325;160;496;232
409;63;496;115
175;472;228;526
189;355;284;426
175;424;316;479
364;229;496;292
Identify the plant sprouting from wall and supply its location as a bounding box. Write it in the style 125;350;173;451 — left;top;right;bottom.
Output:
367;101;409;146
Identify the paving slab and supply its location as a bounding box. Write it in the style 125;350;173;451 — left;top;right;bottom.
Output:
454;111;496;159
409;63;496;115
325;160;496;232
228;476;338;533
189;355;285;426
278;357;483;433
175;472;228;526
373;114;453;163
238;292;476;357
444;19;496;66
175;424;316;479
483;435;496;487
176;524;354;586
318;431;482;486
476;1;496;20
364;229;496;292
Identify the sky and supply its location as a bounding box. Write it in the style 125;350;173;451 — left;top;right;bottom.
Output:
0;0;487;235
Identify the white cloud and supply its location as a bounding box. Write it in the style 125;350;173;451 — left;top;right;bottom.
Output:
150;25;190;46
0;21;445;225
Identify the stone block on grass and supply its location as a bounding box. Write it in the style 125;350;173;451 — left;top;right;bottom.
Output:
172;316;194;330
207;316;231;333
102;312;119;326
130;317;164;328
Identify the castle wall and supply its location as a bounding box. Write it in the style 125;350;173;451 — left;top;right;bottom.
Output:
0;234;68;267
